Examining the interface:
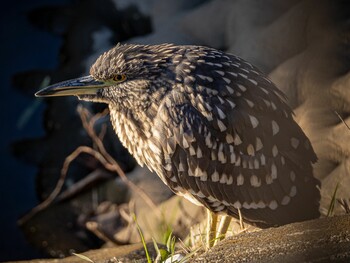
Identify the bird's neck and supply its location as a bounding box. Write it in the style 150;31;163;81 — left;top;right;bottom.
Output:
108;106;157;171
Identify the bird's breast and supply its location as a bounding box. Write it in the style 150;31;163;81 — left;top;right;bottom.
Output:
108;107;170;184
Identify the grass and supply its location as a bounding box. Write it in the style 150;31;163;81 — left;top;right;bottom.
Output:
327;182;339;217
133;213;202;263
72;252;95;263
133;214;152;263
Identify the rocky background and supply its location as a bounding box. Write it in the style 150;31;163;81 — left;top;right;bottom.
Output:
2;0;350;261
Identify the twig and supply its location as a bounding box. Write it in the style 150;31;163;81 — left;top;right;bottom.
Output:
19;105;162;226
18;146;100;225
334;110;350;130
56;169;113;202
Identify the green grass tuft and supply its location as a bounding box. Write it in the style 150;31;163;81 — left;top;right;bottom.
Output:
327;182;339;217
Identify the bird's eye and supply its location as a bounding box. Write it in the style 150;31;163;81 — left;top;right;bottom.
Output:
113;74;126;82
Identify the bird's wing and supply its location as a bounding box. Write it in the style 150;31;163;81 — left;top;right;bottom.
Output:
151;51;319;227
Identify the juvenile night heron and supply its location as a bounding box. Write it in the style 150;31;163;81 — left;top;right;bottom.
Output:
36;43;320;246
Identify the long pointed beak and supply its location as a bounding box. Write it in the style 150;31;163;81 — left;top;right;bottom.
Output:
35;75;108;97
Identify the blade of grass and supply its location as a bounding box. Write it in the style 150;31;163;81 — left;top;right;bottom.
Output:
327;182;339;217
166;231;174;253
133;213;152;263
72;252;95;263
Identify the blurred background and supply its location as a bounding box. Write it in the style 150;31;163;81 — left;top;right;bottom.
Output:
0;0;66;260
1;0;350;261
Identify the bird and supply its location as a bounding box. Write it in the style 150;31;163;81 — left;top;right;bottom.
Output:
35;43;320;246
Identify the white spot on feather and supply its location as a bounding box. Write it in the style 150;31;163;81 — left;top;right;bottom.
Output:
170;176;177;182
269;200;278;210
290;171;296;182
214;205;225;212
149;141;161;155
290;186;297;197
249;79;258;85
205;112;213;121
178;162;185;172
281;196;291;205
215;70;225;76
182;137;189;148
239;73;248;79
291;137;300;149
216;106;226;119
246;99;255;108
237;174;244;186
205;133;212;148
230;151;236;163
218;96;225;104
196;190;206;198
256;137;263;151
261;87;269;94
189;145;196;156
226;98;236;108
217;119;227;131
272;120;279;135
211;170;219;182
223;77;231;84
249;115;259;128
266;174;273;184
235;156;241;166
271;102;277;111
228;72;238;77
196;147;203;158
233;201;242;209
281;156;285;165
200;171;207;181
254;159;259;169
225;85;234;94
271;163;277;179
226;134;234;143
272;145;278;157
237;84;247;92
164;163;172;171
234;134;242;145
218;143;226;163
243;202;251;209
247;144;255;156
220;173;228;184
194;166;202;177
250;175;261;187
257;201;266;208
263;99;271;107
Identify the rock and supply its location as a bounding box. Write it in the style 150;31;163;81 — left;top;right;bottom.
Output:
150;0;206;29
180;0;233;49
7;242;163;263
226;0;309;72
10;215;350;262
194;215;350;263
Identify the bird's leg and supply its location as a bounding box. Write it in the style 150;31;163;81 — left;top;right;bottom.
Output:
206;211;218;249
213;215;232;246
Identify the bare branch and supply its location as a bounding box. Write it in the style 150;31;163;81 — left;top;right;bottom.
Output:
19;106;162;226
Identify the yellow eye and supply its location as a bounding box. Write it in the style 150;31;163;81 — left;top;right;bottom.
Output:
113;74;126;82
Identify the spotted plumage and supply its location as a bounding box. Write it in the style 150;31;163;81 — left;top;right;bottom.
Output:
36;43;320;228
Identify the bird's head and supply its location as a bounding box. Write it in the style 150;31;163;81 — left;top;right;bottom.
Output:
35;44;178;112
